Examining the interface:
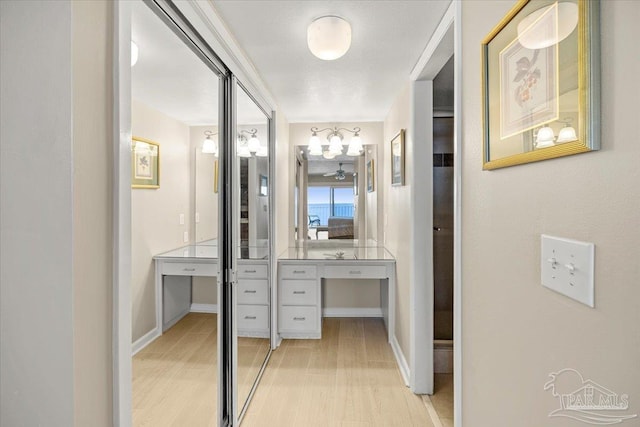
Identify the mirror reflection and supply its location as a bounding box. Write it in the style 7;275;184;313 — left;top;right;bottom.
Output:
130;2;220;425
293;124;379;244
235;84;271;416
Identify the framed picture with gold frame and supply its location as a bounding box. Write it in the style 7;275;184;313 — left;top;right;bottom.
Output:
367;160;375;193
131;137;160;189
481;0;600;170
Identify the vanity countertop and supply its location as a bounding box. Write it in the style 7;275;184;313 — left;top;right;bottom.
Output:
154;242;268;261
278;242;395;261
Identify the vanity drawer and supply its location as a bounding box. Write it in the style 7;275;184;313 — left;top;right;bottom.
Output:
161;261;216;277
323;265;387;279
238;264;268;279
280;280;317;305
237;279;268;305
279;306;317;332
237;305;269;330
280;264;317;279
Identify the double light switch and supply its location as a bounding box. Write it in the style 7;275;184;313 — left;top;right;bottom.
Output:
541;234;595;307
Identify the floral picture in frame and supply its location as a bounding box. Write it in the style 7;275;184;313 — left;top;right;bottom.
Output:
482;0;600;170
391;129;405;186
132;137;160;189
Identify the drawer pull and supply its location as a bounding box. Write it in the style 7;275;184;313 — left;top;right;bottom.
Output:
244;316;257;320
183;268;196;272
349;270;361;274
292;270;306;274
244;269;257;273
293;317;306;321
244;290;257;294
292;290;306;294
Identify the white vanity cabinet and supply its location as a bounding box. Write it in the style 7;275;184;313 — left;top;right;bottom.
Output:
277;246;397;342
278;264;321;338
237;260;270;338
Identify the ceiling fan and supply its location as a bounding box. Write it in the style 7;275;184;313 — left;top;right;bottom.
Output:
324;162;346;180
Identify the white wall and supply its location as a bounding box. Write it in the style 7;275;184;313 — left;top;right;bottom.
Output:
1;1;113;425
0;2;75;424
131;100;192;341
191;125;219;243
72;1;113;424
461;1;640;424
383;84;413;359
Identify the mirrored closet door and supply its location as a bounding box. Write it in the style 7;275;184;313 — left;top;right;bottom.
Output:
234;83;272;421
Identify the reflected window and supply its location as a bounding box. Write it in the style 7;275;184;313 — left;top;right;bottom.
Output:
308;186;354;227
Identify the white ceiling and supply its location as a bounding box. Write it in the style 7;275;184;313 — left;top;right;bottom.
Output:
131;2;268;126
212;0;452;123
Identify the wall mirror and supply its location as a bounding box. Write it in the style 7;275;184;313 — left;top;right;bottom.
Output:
482;0;600;170
294;136;379;245
235;83;271;418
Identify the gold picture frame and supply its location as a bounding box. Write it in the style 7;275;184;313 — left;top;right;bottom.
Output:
367;160;375;193
132;137;160;189
481;0;600;170
214;160;219;193
391;129;405;186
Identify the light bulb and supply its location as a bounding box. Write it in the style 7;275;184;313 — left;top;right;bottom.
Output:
535;126;555;148
329;134;343;154
308;134;323;155
202;137;217;155
556;125;577;143
248;135;260;153
346;135;363;156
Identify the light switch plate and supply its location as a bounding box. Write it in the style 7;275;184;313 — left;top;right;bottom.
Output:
541;235;595;307
183;231;189;243
195;212;200;223
179;213;185;225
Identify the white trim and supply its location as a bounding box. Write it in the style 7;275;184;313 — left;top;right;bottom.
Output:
453;1;463;425
322;307;383;318
390;335;410;387
190;303;219;313
113;2;132;426
131;327;161;356
410;80;434;395
410;1;456;81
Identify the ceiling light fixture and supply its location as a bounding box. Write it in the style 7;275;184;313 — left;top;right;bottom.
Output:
517;2;578;50
238;129;265;158
309;126;363;158
131;41;139;67
556;119;578;143
307;16;352;60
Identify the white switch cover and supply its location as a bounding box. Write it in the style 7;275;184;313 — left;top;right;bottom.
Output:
179;213;185;225
195;212;200;223
541;235;595;307
183;231;189;243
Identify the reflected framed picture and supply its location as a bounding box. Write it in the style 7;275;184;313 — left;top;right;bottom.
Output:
214;160;218;194
367;160;374;193
482;0;600;170
353;172;358;196
259;174;268;196
131;137;159;189
391;129;405;186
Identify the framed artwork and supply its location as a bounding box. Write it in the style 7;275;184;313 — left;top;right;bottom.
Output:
214;160;219;193
391;129;405;186
367;160;374;193
259;174;268;196
482;0;600;170
131;137;159;189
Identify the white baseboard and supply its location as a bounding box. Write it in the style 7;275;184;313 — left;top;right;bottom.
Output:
190;303;218;313
132;327;160;356
391;335;410;387
322;307;383;318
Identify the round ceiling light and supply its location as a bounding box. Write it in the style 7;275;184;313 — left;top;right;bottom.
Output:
517;2;578;50
307;16;352;60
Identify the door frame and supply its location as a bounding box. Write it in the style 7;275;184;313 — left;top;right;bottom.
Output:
408;1;462;425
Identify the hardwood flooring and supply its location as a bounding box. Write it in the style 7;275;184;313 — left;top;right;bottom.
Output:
241;318;434;427
133;315;434;427
422;374;454;427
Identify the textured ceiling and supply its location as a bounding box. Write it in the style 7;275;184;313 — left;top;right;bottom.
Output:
213;0;452;122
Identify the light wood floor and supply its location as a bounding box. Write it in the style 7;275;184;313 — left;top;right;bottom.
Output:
423;374;454;427
241;318;434;427
132;313;269;427
133;315;435;426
